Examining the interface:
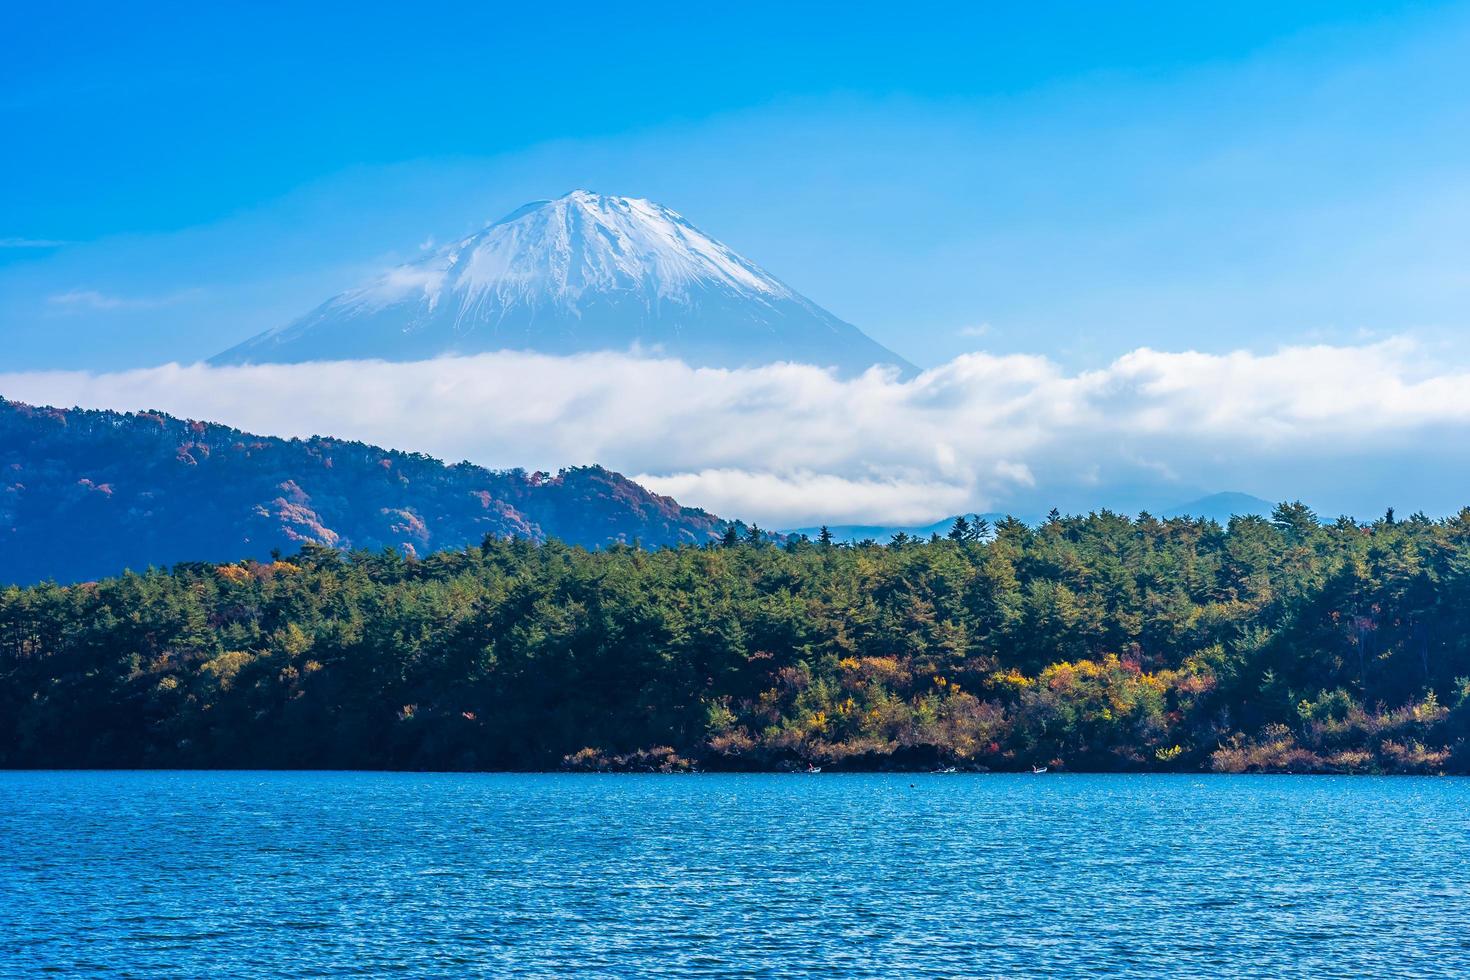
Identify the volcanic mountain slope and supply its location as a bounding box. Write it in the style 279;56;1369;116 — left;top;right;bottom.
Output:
0;398;724;585
213;190;914;376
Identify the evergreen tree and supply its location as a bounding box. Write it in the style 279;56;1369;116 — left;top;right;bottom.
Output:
1270;501;1319;542
3;508;1467;774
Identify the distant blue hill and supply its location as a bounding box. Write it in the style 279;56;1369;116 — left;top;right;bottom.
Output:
1160;491;1275;523
784;514;1012;545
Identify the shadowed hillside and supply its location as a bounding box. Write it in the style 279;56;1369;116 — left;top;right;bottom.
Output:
0;398;723;584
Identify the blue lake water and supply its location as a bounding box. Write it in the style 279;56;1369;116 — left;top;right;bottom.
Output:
1;772;1467;978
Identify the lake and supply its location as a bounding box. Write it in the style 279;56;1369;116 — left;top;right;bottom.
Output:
1;772;1466;978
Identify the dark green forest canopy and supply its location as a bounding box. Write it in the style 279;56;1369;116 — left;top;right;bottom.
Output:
4;504;1470;773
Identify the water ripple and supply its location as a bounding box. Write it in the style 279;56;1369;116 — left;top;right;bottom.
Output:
0;772;1466;978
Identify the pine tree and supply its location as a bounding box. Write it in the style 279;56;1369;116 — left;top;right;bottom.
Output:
1270;501;1319;543
818;526;834;547
949;515;972;542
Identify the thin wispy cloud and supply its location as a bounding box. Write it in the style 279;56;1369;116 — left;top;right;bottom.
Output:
4;341;1469;525
47;288;201;312
0;237;72;249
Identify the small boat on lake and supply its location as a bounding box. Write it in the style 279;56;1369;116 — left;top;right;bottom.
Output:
934;766;958;774
1031;765;1048;774
801;764;822;774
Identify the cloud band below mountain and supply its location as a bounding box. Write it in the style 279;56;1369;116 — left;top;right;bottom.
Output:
5;340;1470;525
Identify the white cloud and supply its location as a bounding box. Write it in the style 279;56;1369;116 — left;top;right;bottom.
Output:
638;470;973;528
4;340;1470;525
956;322;992;338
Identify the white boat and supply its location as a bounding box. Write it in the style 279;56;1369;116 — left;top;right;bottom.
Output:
1031;765;1048;774
934;766;958;774
801;765;822;774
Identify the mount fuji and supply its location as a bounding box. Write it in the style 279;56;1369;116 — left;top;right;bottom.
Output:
214;190;914;375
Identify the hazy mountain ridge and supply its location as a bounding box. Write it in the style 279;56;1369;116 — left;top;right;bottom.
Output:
214;190;914;376
1160;491;1275;523
784;515;1011;545
785;493;1278;544
0;398;723;585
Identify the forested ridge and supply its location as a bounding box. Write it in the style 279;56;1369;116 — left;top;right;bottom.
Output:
4;505;1470;773
0;397;721;585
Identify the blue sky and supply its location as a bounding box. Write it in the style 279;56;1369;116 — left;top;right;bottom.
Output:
5;1;1470;371
5;1;1421;235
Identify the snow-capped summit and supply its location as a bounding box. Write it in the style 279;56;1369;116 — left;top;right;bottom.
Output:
213;190;914;375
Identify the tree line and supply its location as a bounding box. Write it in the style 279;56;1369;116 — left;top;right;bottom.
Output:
3;503;1469;773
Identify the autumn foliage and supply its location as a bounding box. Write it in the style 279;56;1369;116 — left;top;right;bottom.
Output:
3;504;1470;772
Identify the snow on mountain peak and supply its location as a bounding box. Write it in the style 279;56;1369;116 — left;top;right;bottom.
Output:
464;190;788;304
337;190;793;317
213;191;915;376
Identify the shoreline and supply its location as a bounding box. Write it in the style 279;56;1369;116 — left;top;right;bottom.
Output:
1;766;1461;777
